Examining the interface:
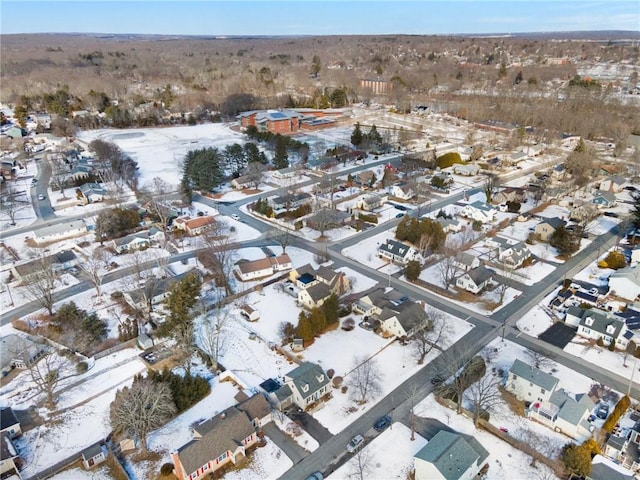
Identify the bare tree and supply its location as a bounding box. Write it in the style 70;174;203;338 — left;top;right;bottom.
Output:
437;254;460;290
197;308;231;370
110;376;176;454
348;355;383;405
484;172;501;203
349;447;372;480
199;221;237;297
0;184;29;226
270;227;292;254
311;208;339;237
242;162;266;189
82;248;108;297
139;176;174;232
411;308;449;364
464;374;502;426
524;350;555;370
49;155;70;198
496;265;514;304
28;350;72;408
23;256;57;316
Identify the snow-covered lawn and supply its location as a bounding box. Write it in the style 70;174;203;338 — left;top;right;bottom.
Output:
49;466;114;480
222;439;293;480
328;423;426;480
341;229;402;273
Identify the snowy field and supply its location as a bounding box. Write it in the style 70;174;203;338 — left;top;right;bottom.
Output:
0;161;38;230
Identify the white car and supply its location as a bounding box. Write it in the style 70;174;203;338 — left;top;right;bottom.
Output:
231;214;240;221
346;434;364;453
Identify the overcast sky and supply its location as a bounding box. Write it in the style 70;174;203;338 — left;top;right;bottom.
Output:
1;1;639;35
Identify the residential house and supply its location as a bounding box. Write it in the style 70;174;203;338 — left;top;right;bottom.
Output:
604;419;640;472
378;239;424;266
0;432;22;480
588;455;634;480
12;250;79;283
528;388;594;441
173;216;216;236
271;362;330;411
32;220;87;245
289;264;349;309
507;151;528;165
459;201;496;224
81;442;108;469
231;175;257;190
431;173;453;191
0;408;21;439
600;175;627;193
568;307;629;349
351;288;387;317
0;335;47;375
609;265;640;301
488;237;532;269
436;216;462;233
355;193;388;211
79;183;107;204
413;430;489;480
271;192;313;211
452;163;480;176
5;126;25;139
506;359;559;403
377;301;429;338
235;393;272;428
272;165;302;180
70;163;92;181
111;232;151;254
456;266;493;294
592;191;617;209
389;182;415;201
123;270;199;313
234;254;292;282
171;403;261;480
354;170;376;188
34;113;52;129
454;252;480;273
535;217;567;242
493;187;526;205
631;245;640;264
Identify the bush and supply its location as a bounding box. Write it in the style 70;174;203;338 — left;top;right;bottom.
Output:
472;220;482;231
603;395;631;433
436;151;463;168
358;213;378;224
76;361;88;374
604;250;626;270
608;341;616;352
160;463;174;476
110;291;124;299
597;260;609;268
596;337;605;347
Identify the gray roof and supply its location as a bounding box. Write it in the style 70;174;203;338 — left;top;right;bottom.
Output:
113;231;149;247
588;458;634;480
82;442;105;460
304;282;332;302
455;252;477;267
274;384;293;402
509;359;559;392
414;430;489;480
285;362;329;400
610;264;640;288
379;239;415;259
539;217;566;229
578;309;624;338
0;408;19;431
237;394;271;421
178;406;255;476
593;191;617;203
466;266;493;286
550;389;594;426
606;435;627;451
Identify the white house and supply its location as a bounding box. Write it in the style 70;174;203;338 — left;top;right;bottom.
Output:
377;301;428;338
459;201;496;224
271;362;330;411
568;307;631;349
600;175;627;193
239;305;260;322
81;442;108;469
454;252;480;272
378;239;423;265
234;254;292;281
389;182;415;200
528;389;594;441
506;359;559;403
414;430;489;480
32;221;87;245
79;183;107;204
609;264;640;301
111;232;151;254
497;240;532;269
355;193;388;211
456;266;493;294
452;163;480;176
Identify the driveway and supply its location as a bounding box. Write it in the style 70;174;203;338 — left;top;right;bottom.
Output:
287;408;333;445
262;422;308;464
538;322;576;349
408;416;455;440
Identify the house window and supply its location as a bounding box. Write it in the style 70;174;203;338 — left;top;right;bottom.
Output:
203;464;209;472
217;452;227;463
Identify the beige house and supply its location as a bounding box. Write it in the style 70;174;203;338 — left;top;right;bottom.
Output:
534;217;566;242
289;264;349;309
234;254;292;282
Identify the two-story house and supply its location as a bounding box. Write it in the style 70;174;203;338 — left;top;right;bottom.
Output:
459;201;496;224
289;264;350;309
506;359;559;403
270;362;330;411
456;266;493;294
535;217;567;242
378;239;424;266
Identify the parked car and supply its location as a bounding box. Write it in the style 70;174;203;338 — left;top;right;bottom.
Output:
38;194;45;200
596;403;609;419
347;434;364;453
396;212;405;218
231;214;240;221
374;415;392;432
431;375;444;386
305;473;323;480
393;204;407;211
588;288;599;296
603;211;619;218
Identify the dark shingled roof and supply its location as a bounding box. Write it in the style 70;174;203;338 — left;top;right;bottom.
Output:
0;408;19;431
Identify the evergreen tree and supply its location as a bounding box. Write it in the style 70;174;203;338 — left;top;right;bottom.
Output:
273;136;289;169
296;314;315;341
159;273;202;338
309;307;327;333
351;122;363;147
560;443;591;478
181;148;223;195
549;225;579;258
322;294;340;326
405;260;421;281
367;124;382;147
